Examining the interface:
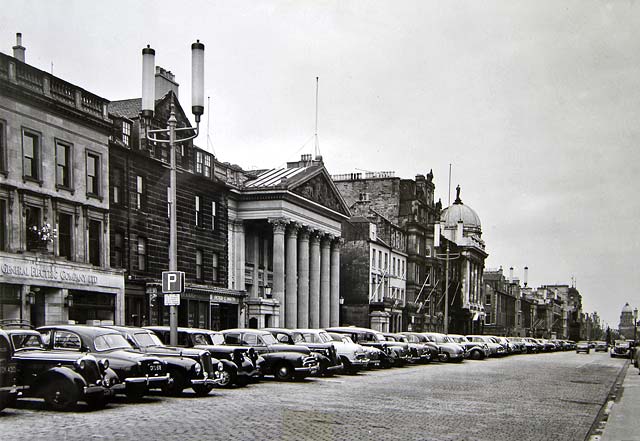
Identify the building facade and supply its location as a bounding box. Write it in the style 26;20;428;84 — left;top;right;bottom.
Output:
618;302;636;340
0;39;124;326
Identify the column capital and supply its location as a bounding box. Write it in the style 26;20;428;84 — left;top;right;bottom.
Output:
309;229;322;244
332;237;345;248
268;217;289;234
287;221;300;237
321;233;333;247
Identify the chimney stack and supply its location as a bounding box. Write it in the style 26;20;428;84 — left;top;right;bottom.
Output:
509;267;514;283
13;33;25;62
155;66;179;100
523;266;529;287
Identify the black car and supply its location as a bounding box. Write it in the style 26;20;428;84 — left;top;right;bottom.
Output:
105;326;223;396
265;328;343;376
146;326;262;387
0;328;17;411
383;332;431;364
38;325;170;400
221;329;319;381
3;326;115;410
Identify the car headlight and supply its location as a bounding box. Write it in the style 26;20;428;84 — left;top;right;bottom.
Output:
99;359;109;370
217;362;224;372
75;359;86;370
193;363;202;375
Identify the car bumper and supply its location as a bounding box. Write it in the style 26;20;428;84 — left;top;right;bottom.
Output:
294;365;319;375
123;374;171;385
83;385;109;397
190;377;222;387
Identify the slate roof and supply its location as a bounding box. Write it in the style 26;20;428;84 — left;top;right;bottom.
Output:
243;166;316;189
108;98;142;119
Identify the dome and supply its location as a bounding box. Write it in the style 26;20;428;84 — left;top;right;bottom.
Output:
440;186;481;231
622;303;633;313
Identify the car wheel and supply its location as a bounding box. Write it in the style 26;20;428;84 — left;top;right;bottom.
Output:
163;370;186;396
192;384;214;397
217;366;237;388
440;352;450;362
125;384;148;401
274;363;294;381
43;378;79;411
470;350;483;361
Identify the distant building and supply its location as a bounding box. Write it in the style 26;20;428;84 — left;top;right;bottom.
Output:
618;302;635;340
0;35;124;326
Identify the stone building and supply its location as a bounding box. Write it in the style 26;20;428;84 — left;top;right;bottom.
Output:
227;154;350;329
0;35;124;326
618;302;636;340
483;268;516;336
108;69;243;329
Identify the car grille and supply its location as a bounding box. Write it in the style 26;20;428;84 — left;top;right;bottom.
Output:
355;352;367;361
142;359;165;376
302;356;317;368
200;352;214;376
80;358;102;384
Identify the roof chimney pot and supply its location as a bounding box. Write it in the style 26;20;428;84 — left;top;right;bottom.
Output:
13;32;26;62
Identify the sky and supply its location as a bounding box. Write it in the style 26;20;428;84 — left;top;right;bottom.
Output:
2;0;639;328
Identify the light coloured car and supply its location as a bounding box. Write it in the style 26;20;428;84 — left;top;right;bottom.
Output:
324;332;371;373
576;341;590;354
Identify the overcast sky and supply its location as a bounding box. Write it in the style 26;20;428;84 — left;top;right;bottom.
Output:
3;0;638;328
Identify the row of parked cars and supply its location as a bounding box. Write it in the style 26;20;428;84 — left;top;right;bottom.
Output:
0;321;575;412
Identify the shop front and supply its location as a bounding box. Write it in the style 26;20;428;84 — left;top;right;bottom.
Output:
0;253;125;326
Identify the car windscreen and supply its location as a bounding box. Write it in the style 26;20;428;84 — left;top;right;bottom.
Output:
94;333;133;351
373;333;386;342
11;333;43;349
302;333;323;343
318;331;333;343
134;332;163;347
208;333;225;345
260;333;277;345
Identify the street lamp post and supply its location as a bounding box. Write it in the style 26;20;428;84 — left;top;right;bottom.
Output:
434;222;459;334
634;307;638;345
141;42;204;346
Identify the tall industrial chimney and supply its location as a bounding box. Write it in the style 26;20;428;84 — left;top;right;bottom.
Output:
13;33;25;62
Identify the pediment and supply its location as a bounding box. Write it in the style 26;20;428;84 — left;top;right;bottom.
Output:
291;169;351;217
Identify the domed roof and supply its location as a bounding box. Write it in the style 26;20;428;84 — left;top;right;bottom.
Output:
622;303;633;313
440;186;481;231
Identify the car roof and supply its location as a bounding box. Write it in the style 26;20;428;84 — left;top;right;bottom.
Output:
104;325;154;334
38;324;120;337
325;326;380;333
4;328;40;336
144;326;217;334
222;328;270;335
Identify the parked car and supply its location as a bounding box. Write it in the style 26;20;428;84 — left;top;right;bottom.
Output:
610;340;632;358
523;337;544;352
492;336;518;354
448;334;490;360
221;329;319;380
376;333;412;366
325;327;398;368
422;333;466;362
265;328;343;376
105;326;223;396
594;341;608;352
466;335;506;357
4;325;115;410
146;326;262;387
507;337;535;354
383;333;432;363
325;332;374;372
576;341;591;354
0;328;18;411
400;332;442;361
38;325;169;400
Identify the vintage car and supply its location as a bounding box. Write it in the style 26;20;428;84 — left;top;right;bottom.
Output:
105;326;223;396
320;331;370;373
38;325;169;400
146;326;262;387
610;340;632;358
523;337;544;352
421;333;466;362
221;329;319;380
265;328;343;376
4;325;116;410
325;327;398;368
383;333;432;363
507;337;534;354
448;334;490;360
466;335;506;357
0;328;18;411
576;341;591;354
399;332;442;361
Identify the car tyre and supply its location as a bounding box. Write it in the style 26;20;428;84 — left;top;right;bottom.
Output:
125;384;148;401
43;378;79;411
470;350;483;360
274;363;294;381
440;352;450;362
85;394;108;410
192;384;214;397
163;370;186;396
217;366;237;388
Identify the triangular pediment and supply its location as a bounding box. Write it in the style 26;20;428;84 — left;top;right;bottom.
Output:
290;168;351;217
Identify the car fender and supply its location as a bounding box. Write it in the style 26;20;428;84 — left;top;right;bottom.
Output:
32;366;86;395
220;358;238;374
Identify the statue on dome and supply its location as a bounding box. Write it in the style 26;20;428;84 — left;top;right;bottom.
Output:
454;185;462;204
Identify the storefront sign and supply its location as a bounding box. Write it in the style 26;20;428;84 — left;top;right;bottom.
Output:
1;263;98;286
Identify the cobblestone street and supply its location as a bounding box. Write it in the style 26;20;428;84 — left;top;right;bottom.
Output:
0;351;625;441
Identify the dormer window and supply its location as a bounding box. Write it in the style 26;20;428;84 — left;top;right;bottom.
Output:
122;120;131;146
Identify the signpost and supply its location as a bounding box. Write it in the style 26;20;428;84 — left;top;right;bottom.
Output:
162;271;184;344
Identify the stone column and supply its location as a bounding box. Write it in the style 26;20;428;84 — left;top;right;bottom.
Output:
285;223;299;328
251;232;260;299
319;234;331;328
235;220;246;292
309;230;321;328
269;218;288;324
330;238;341;326
297;227;310;327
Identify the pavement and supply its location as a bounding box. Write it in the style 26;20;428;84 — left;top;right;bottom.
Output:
600;360;640;441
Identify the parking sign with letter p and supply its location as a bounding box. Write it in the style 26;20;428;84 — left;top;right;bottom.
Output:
162;271;185;293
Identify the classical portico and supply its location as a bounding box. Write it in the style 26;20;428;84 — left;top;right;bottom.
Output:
227;155;350;329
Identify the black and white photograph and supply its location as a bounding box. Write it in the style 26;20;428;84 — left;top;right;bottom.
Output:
0;1;638;440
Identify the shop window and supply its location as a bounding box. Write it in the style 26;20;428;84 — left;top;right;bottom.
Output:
113;231;124;268
88;219;101;266
86;152;100;197
22;128;41;181
137;237;147;271
25;206;42;251
196;249;203;281
212;253;218;282
56;140;72;189
58;213;73;260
